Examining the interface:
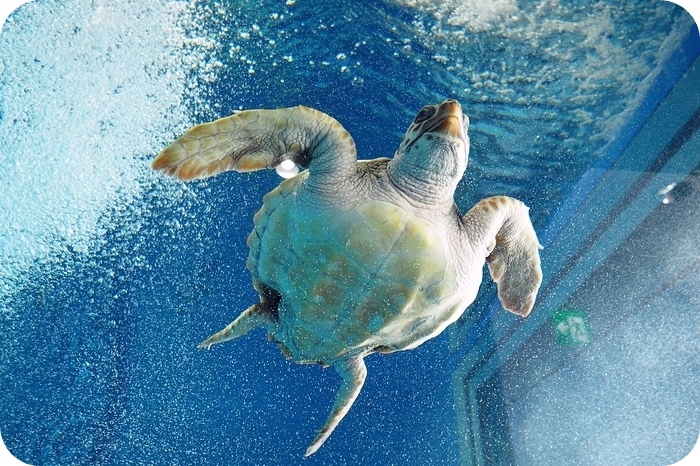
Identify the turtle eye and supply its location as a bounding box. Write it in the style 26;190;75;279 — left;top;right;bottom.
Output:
414;106;436;124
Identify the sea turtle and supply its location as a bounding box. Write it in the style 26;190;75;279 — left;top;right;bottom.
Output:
152;99;542;456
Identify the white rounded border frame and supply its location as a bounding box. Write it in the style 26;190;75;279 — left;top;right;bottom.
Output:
0;0;31;32
0;0;698;465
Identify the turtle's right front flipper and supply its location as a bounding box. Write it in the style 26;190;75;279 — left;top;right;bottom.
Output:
462;196;543;317
152;106;357;181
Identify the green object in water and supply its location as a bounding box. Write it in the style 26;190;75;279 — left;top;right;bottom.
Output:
552;309;591;346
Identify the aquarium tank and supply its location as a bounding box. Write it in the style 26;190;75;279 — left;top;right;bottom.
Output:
0;0;698;465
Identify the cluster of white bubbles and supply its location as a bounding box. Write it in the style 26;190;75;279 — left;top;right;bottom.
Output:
0;0;218;304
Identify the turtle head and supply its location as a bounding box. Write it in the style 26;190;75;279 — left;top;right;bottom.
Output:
389;99;470;205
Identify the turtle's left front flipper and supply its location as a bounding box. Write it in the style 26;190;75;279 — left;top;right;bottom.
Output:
304;357;367;457
462;196;543;317
152;106;357;181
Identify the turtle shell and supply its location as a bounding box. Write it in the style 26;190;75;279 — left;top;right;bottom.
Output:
247;173;470;365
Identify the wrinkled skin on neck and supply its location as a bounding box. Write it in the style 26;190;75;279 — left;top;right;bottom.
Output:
388;99;469;209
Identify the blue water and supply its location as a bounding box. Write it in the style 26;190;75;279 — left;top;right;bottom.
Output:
0;1;697;465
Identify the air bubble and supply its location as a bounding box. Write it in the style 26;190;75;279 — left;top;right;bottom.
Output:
276;159;299;178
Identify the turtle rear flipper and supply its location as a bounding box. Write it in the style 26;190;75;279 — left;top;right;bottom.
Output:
305;357;367;457
199;282;280;349
152;106;357;182
197;304;270;349
463;196;542;317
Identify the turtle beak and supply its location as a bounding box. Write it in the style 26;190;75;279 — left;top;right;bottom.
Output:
428;100;468;142
432;116;463;139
